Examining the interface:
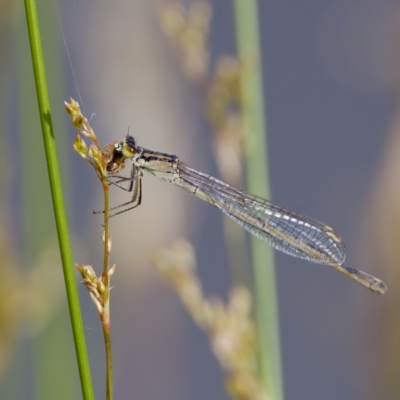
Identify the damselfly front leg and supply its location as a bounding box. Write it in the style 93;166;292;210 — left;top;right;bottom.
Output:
107;163;136;192
107;164;142;218
94;164;143;218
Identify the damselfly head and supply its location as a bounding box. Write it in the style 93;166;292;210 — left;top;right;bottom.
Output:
121;135;137;159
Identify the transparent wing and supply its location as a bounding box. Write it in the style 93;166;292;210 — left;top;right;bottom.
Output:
177;163;346;266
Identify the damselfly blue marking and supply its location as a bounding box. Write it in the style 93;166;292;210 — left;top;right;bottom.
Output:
103;135;387;294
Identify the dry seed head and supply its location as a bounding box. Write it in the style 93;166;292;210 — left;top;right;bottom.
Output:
89;293;104;315
72;134;88;158
108;264;116;277
76;264;96;281
102;233;112;252
88;144;101;161
87;145;106;177
159;3;186;39
225;373;267;400
172;239;196;268
64;98;80;116
229;286;252;316
64;99;85;129
216;56;240;81
179;26;205;52
159;3;210;82
97;279;106;295
65;98;99;144
152;240;265;400
81;125;97;142
76;264;103;309
72;115;86;129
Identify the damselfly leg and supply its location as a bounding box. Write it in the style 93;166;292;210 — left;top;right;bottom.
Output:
108;164;142;218
107;163;136;192
94;164;142;218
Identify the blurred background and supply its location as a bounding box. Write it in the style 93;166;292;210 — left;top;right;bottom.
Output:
1;0;399;399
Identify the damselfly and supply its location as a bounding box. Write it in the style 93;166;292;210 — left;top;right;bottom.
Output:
103;135;387;294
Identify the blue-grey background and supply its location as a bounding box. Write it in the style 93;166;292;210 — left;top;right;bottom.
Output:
1;0;398;399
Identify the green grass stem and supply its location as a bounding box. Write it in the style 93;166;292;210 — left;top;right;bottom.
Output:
23;1;94;399
232;1;284;399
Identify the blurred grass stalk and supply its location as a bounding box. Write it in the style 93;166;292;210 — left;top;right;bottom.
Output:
23;0;94;399
232;1;284;400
